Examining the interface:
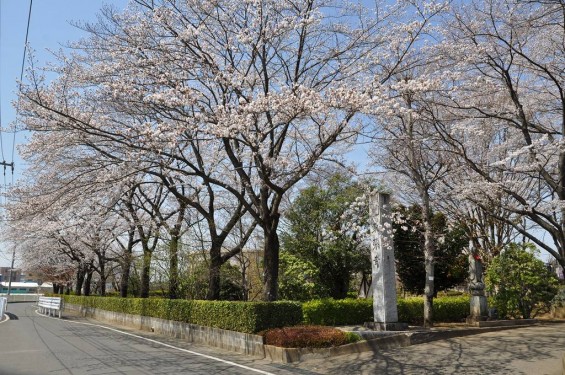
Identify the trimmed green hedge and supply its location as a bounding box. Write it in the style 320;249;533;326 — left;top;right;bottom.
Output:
64;295;302;334
303;296;470;325
397;297;423;324
64;295;470;331
303;298;373;325
398;296;470;324
434;295;470;323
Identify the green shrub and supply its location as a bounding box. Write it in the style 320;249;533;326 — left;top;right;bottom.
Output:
486;243;560;319
63;295;302;333
551;286;565;308
343;331;362;343
303;296;470;326
438;290;465;297
302;298;373;325
397;297;424;325
398;296;469;324
434;295;469;322
262;326;360;348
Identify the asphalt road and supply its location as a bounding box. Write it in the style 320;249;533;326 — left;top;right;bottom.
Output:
0;302;298;375
1;302;564;374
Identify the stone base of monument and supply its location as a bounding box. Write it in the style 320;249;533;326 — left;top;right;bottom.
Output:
364;321;409;331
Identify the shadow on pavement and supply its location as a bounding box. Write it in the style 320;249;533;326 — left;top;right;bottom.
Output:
292;324;565;374
5;312;18;320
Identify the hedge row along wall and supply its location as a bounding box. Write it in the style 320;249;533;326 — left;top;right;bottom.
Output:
64;295;470;331
303;296;471;325
64;295;302;334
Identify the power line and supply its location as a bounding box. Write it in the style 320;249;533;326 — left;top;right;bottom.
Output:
0;0;33;184
0;2;5;162
0;1;33;205
0;1;12;182
12;0;34;174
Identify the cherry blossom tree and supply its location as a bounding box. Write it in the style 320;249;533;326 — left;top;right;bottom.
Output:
370;74;452;326
17;0;449;300
431;0;565;268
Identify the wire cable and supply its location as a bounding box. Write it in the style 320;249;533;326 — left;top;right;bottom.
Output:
0;2;6;163
12;0;33;177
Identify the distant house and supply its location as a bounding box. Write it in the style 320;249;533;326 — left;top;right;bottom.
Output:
0;281;39;294
0;267;22;283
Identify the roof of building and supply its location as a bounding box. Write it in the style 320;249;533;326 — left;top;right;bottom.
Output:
0;282;39;288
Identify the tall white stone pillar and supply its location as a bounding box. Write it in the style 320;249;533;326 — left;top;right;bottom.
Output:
367;192;407;331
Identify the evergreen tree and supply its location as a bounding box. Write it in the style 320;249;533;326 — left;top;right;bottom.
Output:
394;205;468;295
281;175;371;299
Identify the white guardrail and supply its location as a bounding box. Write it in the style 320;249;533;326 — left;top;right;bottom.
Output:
38;296;63;318
0;297;7;318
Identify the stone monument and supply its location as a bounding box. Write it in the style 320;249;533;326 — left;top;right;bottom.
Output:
365;192;408;331
467;241;488;324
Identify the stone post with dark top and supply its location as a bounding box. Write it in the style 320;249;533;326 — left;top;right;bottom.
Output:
467;241;489;324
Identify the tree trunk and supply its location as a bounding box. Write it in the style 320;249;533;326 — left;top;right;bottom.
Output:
75;265;85;296
84;271;93;296
168;236;180;299
99;275;106;297
262;220;280;301
120;256;132;298
98;257;107;296
422;197;435;328
559;148;565;269
140;249;152;298
120;229;135;298
423;252;434;327
206;241;222;300
240;256;249;301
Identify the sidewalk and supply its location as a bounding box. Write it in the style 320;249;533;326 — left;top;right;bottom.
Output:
265;320;545;364
291;321;565;374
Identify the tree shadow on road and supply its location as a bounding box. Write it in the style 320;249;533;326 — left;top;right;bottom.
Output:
292;324;565;374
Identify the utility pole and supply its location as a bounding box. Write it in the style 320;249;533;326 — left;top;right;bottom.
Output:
0;161;15;298
6;248;16;305
0;161;14;175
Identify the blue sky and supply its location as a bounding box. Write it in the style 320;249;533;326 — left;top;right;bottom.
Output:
0;0;128;266
1;0;128;171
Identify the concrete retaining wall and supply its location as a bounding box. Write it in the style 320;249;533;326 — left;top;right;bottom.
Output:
64;303;542;364
0;294;41;303
264;334;411;363
65;303;265;357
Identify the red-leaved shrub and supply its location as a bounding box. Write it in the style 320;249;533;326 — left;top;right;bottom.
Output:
262;325;359;348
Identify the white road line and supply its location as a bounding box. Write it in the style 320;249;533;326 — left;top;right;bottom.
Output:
35;310;276;375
